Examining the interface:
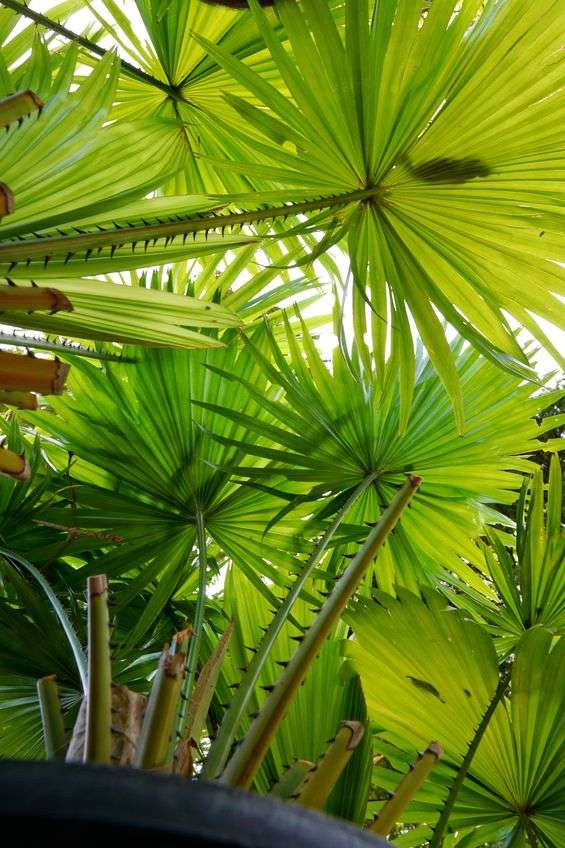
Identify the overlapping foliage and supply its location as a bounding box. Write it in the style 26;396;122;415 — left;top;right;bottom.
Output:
0;1;563;845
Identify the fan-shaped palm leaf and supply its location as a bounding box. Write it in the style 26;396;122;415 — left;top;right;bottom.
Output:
24;330;319;658
0;1;86;75
0;415;120;562
348;590;564;846
195;0;565;420
198;317;562;598
0;48;255;345
3;0;287;194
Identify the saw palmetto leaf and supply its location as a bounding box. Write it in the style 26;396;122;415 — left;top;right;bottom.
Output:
455;454;565;656
199;317;562;598
0;47;257;350
195;0;565;417
24;330;318;650
348;590;565;845
0;52;256;272
1;278;241;349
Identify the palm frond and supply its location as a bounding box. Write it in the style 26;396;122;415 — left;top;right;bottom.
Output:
195;0;565;412
455;454;565;656
198;317;562;598
348;589;564;845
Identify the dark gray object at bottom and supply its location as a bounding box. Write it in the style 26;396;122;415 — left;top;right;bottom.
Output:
0;760;386;847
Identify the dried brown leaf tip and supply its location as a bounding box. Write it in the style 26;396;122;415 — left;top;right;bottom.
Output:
88;574;109;597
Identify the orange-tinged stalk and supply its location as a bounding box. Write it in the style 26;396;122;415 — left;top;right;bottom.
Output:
0;390;38;409
0;286;72;313
0;89;43;128
0;351;69;394
0;446;30;480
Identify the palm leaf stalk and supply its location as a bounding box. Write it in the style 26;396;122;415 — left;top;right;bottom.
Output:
0;189;374;275
135;634;188;772
84;574;112;764
36;675;67;761
429;668;512;848
0;285;71;313
0;351;69;395
369;742;443;837
0;89;43;128
0;184;13;220
175;510;208;743
292;720;365;811
175;622;234;777
0;332;130;362
0;445;30;481
219;475;421;789
203;472;378;781
269;760;314;800
0;390;37;410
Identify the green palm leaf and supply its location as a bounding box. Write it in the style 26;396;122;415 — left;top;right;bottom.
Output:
0;414;123;561
3;0;289;194
24;331;316;644
2;278;241;349
348;590;564;845
198;317;562;598
0;50;256;271
195;0;565;414
0;1;86;77
455;454;565;656
0;48;256;345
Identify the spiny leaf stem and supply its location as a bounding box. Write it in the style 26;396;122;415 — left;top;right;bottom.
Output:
430;666;512;848
219;476;421;789
370;741;443;836
0;185;383;265
293;720;365;810
202;472;378;781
